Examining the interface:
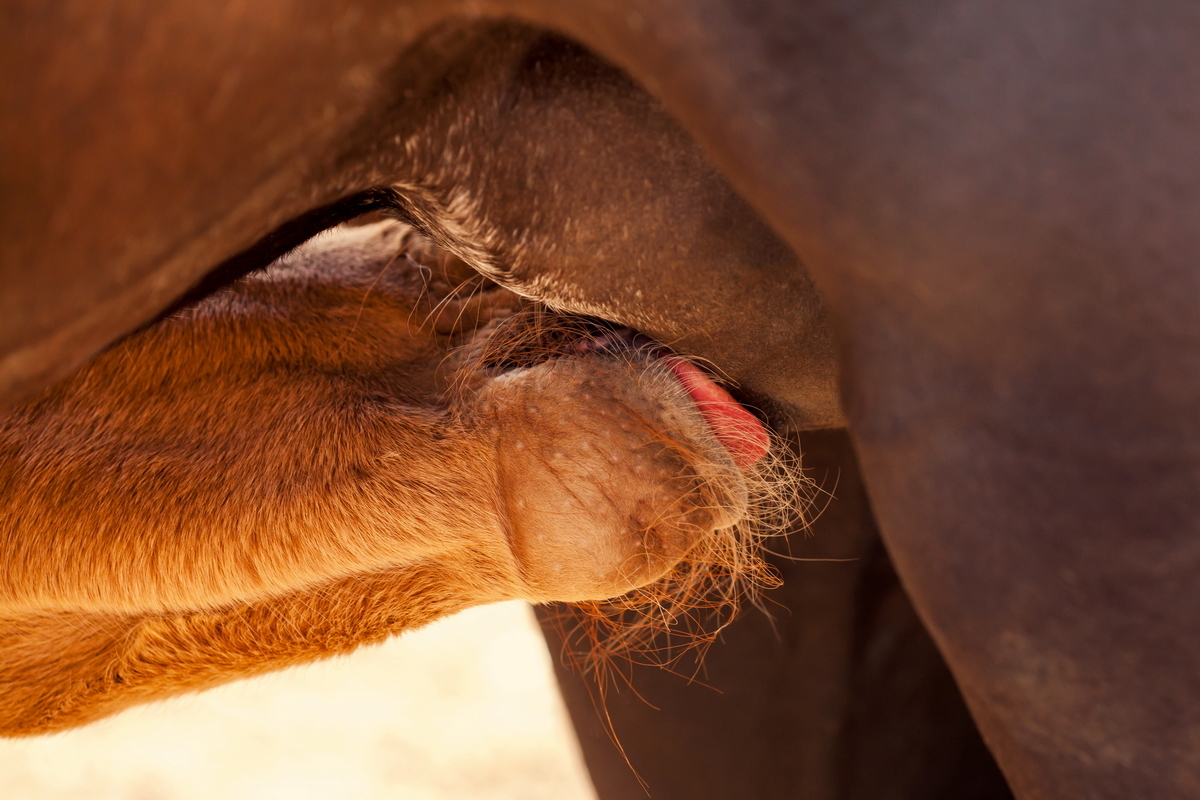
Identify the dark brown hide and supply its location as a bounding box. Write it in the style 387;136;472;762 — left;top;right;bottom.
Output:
4;3;1200;798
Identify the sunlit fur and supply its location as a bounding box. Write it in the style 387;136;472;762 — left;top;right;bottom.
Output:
0;220;799;735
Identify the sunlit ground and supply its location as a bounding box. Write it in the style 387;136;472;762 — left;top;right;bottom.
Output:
0;602;598;800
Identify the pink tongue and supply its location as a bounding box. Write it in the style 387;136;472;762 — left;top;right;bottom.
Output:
662;356;770;468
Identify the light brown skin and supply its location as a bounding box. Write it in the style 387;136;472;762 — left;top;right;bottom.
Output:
0;220;752;735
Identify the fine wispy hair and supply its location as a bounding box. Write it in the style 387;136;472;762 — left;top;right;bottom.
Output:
454;304;814;675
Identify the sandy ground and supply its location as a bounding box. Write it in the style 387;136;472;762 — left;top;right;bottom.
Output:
0;602;599;800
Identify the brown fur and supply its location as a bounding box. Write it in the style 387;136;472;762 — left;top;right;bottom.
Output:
0;220;768;735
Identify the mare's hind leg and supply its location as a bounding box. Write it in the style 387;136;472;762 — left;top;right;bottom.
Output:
538;429;1012;800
